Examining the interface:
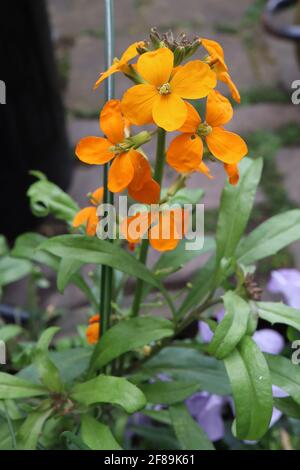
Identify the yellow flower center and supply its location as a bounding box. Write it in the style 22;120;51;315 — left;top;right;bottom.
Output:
197;123;213;137
158;83;171;95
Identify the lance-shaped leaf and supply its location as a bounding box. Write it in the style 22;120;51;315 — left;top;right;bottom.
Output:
71;375;146;413
177;256;216;318
215;158;263;266
256;302;300;331
0;325;22;342
12;233;98;309
169;403;214;450
34;328;64;393
266;354;300;405
57;258;83;293
91;316;174;370
40;235;175;315
224;336;273;440
0;256;32;287
140;380;200;405
209;292;250;359
17;407;52;450
81;416;122;450
0;373;47;399
237;209;300;265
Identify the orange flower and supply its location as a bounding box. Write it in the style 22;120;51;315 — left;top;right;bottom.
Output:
73;187;104;236
121;47;216;132
120;209;189;252
75;99;160;204
166;90;247;178
224;163;239;186
86;314;100;344
94;42;144;89
201;38;241;104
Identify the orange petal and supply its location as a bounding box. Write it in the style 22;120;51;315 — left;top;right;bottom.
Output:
167;133;203;173
89;314;100;324
129;178;160;204
152;93;187;132
75;137;114;165
170;60;216;99
121;84;157;126
86;322;100;344
91;187;104;205
94;63;120;90
120;212;152;244
149;211;180;252
100;99;125;145
224;163;240;185
137;48;174;87
108;152;134;193
127;150;152;192
206;127;248;164
206;90;233;127
218;72;241;104
201;38;228;72
179;102;201;133
120;41;143;64
197;161;214;179
73;207;98;236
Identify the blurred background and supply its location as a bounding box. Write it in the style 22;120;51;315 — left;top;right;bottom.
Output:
0;0;300;331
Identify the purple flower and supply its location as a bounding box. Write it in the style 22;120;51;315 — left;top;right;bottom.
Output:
253;329;285;355
186;392;226;441
268;269;300;309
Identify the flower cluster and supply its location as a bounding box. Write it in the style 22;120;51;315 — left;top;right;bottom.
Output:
74;31;248;249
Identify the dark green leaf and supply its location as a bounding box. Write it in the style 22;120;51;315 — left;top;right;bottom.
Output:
224;336;273;440
91;316;174;370
0;325;22;342
209;292;250;359
57;258;83;293
71;375;146;413
137;347;231;395
177;256;216;318
266;354;300;405
169;403;214;450
0;373;47;399
40;235;175;315
257;302;300;331
19;348;91;384
0;256;32;287
140;380;200;405
274;397;300;419
81;416;122;450
237;210;300;265
17;407;52;450
215;158;263;266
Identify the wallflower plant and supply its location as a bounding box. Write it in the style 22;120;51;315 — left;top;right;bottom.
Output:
2;5;300;452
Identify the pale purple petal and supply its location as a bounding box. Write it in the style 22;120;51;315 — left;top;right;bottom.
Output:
272;385;288;398
268;269;300;309
253;329;284;355
198;309;225;344
270;408;282;427
187;392;226;441
198;321;214;343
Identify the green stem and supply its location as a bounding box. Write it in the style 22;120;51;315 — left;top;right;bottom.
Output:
131;128;166;317
100;0;115;338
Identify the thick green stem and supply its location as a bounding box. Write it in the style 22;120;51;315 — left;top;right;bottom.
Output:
100;0;115;338
131;128;166;317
